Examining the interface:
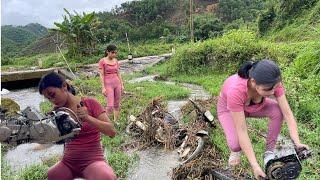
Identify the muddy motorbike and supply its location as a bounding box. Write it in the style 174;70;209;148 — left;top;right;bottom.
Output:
0;103;82;145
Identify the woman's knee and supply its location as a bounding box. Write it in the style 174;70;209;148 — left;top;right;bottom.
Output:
47;167;56;180
114;92;121;107
268;102;283;122
218;113;241;152
100;166;116;180
113;105;120;111
228;140;241;152
259;99;283;121
106;106;114;113
47;162;72;180
84;161;116;180
47;163;60;178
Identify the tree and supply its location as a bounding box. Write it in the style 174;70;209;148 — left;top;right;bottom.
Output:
194;14;223;40
54;9;100;57
258;6;276;34
217;0;265;23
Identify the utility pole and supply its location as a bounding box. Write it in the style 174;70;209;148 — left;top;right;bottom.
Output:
125;32;133;60
125;32;131;53
190;0;194;43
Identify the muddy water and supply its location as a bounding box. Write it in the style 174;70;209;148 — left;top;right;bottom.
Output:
167;83;211;120
128;148;180;180
4;143;64;171
1;88;45;111
1;88;64;172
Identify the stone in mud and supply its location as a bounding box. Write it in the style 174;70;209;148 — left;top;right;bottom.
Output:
0;98;20;116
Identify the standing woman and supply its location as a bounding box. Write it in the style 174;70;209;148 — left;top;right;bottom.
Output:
99;44;124;123
39;72;117;180
216;59;309;179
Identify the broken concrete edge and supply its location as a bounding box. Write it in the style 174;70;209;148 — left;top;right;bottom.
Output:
1;68;75;83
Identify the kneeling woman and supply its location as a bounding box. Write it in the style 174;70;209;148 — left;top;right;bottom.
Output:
39;72;117;180
217;59;309;179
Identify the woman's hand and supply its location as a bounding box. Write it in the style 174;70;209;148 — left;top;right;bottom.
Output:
252;164;266;179
295;143;309;150
102;88;107;96
76;105;89;121
121;85;124;94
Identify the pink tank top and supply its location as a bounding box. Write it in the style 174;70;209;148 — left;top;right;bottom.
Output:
99;59;119;75
220;74;285;113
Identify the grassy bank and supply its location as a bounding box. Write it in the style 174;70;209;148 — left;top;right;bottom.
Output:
144;29;320;179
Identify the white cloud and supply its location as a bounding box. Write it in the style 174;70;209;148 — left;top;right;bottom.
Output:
1;0;131;28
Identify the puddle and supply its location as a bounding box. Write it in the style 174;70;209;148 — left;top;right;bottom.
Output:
4;143;63;172
127;148;179;180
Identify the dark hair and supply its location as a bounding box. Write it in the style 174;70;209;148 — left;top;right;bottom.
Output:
104;44;117;57
238;59;281;86
38;72;76;95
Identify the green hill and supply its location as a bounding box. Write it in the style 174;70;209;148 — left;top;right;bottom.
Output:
1;23;48;57
258;0;320;41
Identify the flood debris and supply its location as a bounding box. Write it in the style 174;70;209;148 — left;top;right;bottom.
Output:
126;97;248;179
172;98;255;180
154;75;168;81
126;98;178;149
172;98;226;179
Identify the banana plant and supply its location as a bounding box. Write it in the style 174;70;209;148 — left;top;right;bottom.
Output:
54;8;101;57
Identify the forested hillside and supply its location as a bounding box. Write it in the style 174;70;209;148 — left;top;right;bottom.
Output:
1;23;48;57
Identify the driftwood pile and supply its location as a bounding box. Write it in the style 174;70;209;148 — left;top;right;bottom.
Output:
127;97;247;179
126;98;178;149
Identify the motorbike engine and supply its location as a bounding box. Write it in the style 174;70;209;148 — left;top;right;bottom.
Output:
265;137;312;180
0;104;82;145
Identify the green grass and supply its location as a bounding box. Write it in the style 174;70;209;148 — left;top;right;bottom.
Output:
170;74;228;96
18;164;48;180
111;41;176;60
107;151;139;178
1;52;65;70
39;101;53;114
145;61;228;96
125;81;190;101
1;154;58;180
264;1;320;42
1;41;176;71
1;157;16;180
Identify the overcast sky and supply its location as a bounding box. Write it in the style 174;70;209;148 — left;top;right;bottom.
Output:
1;0;131;28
